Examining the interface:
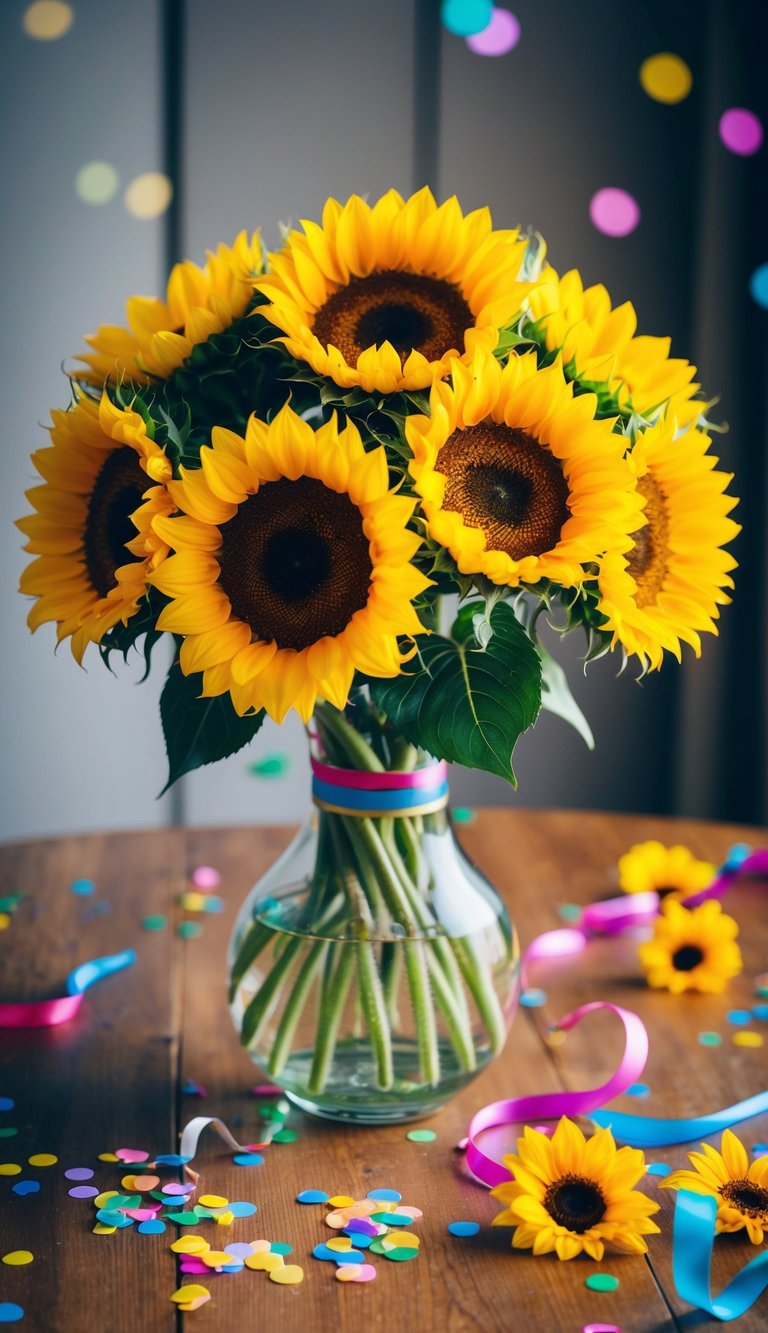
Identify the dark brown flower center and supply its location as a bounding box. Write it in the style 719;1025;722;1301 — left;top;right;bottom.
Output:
312;271;472;367
544;1174;607;1233
436;423;570;559
83;446;146;598
721;1178;768;1218
672;944;704;971
217;476;373;651
626;475;670;608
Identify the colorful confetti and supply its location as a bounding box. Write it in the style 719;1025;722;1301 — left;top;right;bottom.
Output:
698;1031;722;1046
520;988;547;1007
142;915;167;931
64;1167;94;1180
557;903;582;922
0;1164;21;1176
297;1189;329;1203
719;108;764;156
0;1099;14;1112
749;264;768;309
626;1083;650;1098
248;753;291;778
70;879;95;896
441;0;493;37
589;188;640;238
177;921;202;940
733;1031;763;1048
0;1306;24;1325
726;1009;752;1024
406;1129;436;1142
11;1182;39;1196
448;1220;480;1236
585;1273;620;1292
269;1264;304;1285
28;1154;56;1167
466;7;520;56
1;1252;33;1267
639;52;692;103
646;1163;672;1177
192;866;221;890
451;806;476;824
234;1153;264;1167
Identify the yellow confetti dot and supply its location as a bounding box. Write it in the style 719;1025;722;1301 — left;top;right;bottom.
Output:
170;1235;210;1255
200;1251;233;1269
131;1174;160;1192
326;1236;352;1252
0;913;10;930
93;1223;117;1235
639;52;692;104
124;172;173;220
94;1190;118;1209
269;1263;304;1285
28;1153;57;1167
3;1251;34;1266
198;1193;228;1208
382;1231;420;1249
215;1210;235;1226
170;1284;210;1305
22;1;73;40
733;1031;764;1048
98;1152;120;1162
335;1265;362;1282
327;1194;356;1207
121;1174;137;1190
245;1251;284;1273
75;161;119;206
0;1164;22;1176
180;891;207;912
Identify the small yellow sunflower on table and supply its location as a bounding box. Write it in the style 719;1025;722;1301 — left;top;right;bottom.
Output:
17;188;741;1121
619;840;716;900
638;898;743;994
662;1130;768;1244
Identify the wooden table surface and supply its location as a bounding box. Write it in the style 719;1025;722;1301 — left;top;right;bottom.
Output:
1;809;767;1332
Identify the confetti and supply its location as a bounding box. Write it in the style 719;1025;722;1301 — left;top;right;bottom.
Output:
337;1262;377;1282
270;1243;292;1256
0;915;10;931
64;1167;94;1181
28;1154;57;1167
70;878;95;896
646;1163;672;1177
245;1251;284;1273
583;1325;621;1333
753;1004;768;1020
132;1174;160;1191
0;1098;14;1111
2;1252;33;1267
0;1164;21;1176
626;1083;650;1098
98;1153;120;1163
733;1032;763;1048
381;1232;419;1250
345;1231;373;1249
0;1129;18;1139
269;1264;304;1285
466;7;520;56
719;108;764;156
406;1129;436;1142
234;1153;264;1167
177;921;202;940
12;1181;39;1196
251;1084;283;1097
639;52;692;103
448;1220;480;1237
726;1009;752;1025
138;1220;166;1234
441;0;493;38
182;1079;207;1097
748;266;768;310
755;973;768;996
170;1284;210;1307
142;915;167;931
115;1149;149;1163
557;903;582;923
328;1194;356;1207
451;806;476;824
170;1236;209;1255
367;1188;401;1203
753;1144;768;1157
585;1274;620;1292
248;753;291;778
397;1206;423;1220
192;865;221;890
520;988;547;1007
154;1154;191;1166
382;1246;420;1262
272;1128;298;1144
228;1201;257;1218
371;1211;411;1226
589;188;640;238
68;1186;99;1199
297;1189;329;1203
0;1306;24;1324
698;1031;722;1046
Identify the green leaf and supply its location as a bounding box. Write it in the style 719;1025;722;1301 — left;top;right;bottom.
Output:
539;645;595;749
159;663;265;794
370;601;541;785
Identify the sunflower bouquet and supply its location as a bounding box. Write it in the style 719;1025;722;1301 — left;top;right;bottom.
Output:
18;189;739;1116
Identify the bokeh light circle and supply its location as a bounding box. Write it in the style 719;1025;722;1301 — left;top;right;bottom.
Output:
589;188;640;238
749;263;768;309
76;162;119;205
441;0;493;38
719;108;764;156
22;2;73;40
466;7;520;56
124;172;173;220
639;52;692;104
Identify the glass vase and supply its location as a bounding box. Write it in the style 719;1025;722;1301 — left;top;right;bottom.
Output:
228;701;519;1123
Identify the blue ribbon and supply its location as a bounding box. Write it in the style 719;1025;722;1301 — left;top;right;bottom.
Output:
311;775;448;813
66;949;137;997
591;1090;768;1146
674;1190;768;1321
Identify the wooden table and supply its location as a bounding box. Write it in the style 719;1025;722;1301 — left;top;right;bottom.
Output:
1;810;767;1331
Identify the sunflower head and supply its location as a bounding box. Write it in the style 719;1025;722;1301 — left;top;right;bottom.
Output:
406;348;644;588
149;403;430;723
662;1129;768;1245
618;840;716;900
638;898;742;994
491;1118;660;1261
597;417;740;671
253;188;534;394
17;392;174;663
77;231;263;385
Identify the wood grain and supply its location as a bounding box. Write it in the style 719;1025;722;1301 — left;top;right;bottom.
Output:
1;810;766;1331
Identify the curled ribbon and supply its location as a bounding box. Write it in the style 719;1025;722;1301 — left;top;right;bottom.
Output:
0;949;136;1028
178;1113;284;1165
673;1190;768;1321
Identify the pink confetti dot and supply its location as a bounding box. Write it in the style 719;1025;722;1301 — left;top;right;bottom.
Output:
719;108;763;156
192;865;220;889
589;188;640;237
466;7;519;55
114;1148;149;1163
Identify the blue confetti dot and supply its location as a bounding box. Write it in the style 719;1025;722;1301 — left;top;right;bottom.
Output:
647;1163;673;1177
448;1220;480;1237
368;1188;401;1203
345;1231;372;1249
627;1083;650;1098
0;1097;15;1112
557;903;582;923
96;1208;133;1228
520;988;547;1008
219;1260;244;1273
138;1219;166;1234
0;1306;25;1325
228;1201;257;1217
11;1180;40;1196
296;1189;329;1203
751;1143;768;1156
154;1154;191;1166
334;1249;366;1265
753;1005;768;1021
270;1242;292;1255
71;878;95;896
726;1009;752;1025
233;1153;264;1167
722;843;751;871
750;262;768;309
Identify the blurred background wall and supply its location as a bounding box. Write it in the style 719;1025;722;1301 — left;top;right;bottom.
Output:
2;0;766;841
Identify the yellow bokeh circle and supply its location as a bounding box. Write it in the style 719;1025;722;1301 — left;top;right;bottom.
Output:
124;172;173;220
640;52;692;104
23;1;74;40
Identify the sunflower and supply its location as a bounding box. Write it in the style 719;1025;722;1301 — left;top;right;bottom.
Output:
528;266;701;425
661;1130;768;1244
77;231;263;385
618;840;716;900
17;393;174;663
149;404;430;723
491;1118;660;1261
596;417;740;671
253;188;533;394
405;348;644;588
638;898;742;994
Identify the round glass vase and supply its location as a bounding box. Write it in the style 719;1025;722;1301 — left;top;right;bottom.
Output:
228;783;519;1124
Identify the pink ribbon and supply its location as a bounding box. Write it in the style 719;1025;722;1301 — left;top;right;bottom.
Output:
685;848;768;907
310;757;448;791
0;994;83;1028
465;1002;649;1187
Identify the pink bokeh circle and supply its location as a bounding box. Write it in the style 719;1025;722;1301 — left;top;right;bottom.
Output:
719;108;764;156
466;8;520;56
589;188;641;238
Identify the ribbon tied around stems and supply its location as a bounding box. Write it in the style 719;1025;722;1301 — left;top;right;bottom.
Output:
310;756;449;817
0;949;136;1028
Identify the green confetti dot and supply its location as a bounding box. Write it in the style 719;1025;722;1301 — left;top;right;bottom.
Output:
176;921;202;939
451;807;476;825
0;1129;19;1139
406;1129;436;1142
557;903;582;923
585;1273;619;1292
0;894;21;912
698;1031;722;1046
142;915;167;931
272;1128;298;1143
248;753;291;778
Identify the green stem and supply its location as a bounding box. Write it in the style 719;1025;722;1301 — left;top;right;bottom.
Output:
451;936;508;1054
314;703;385;771
424;948;476;1071
404;940;440;1086
240;934;305;1049
381;942;402;1027
356;942;394;1089
228;919;274;1003
308;944;356;1094
266;940;326;1076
